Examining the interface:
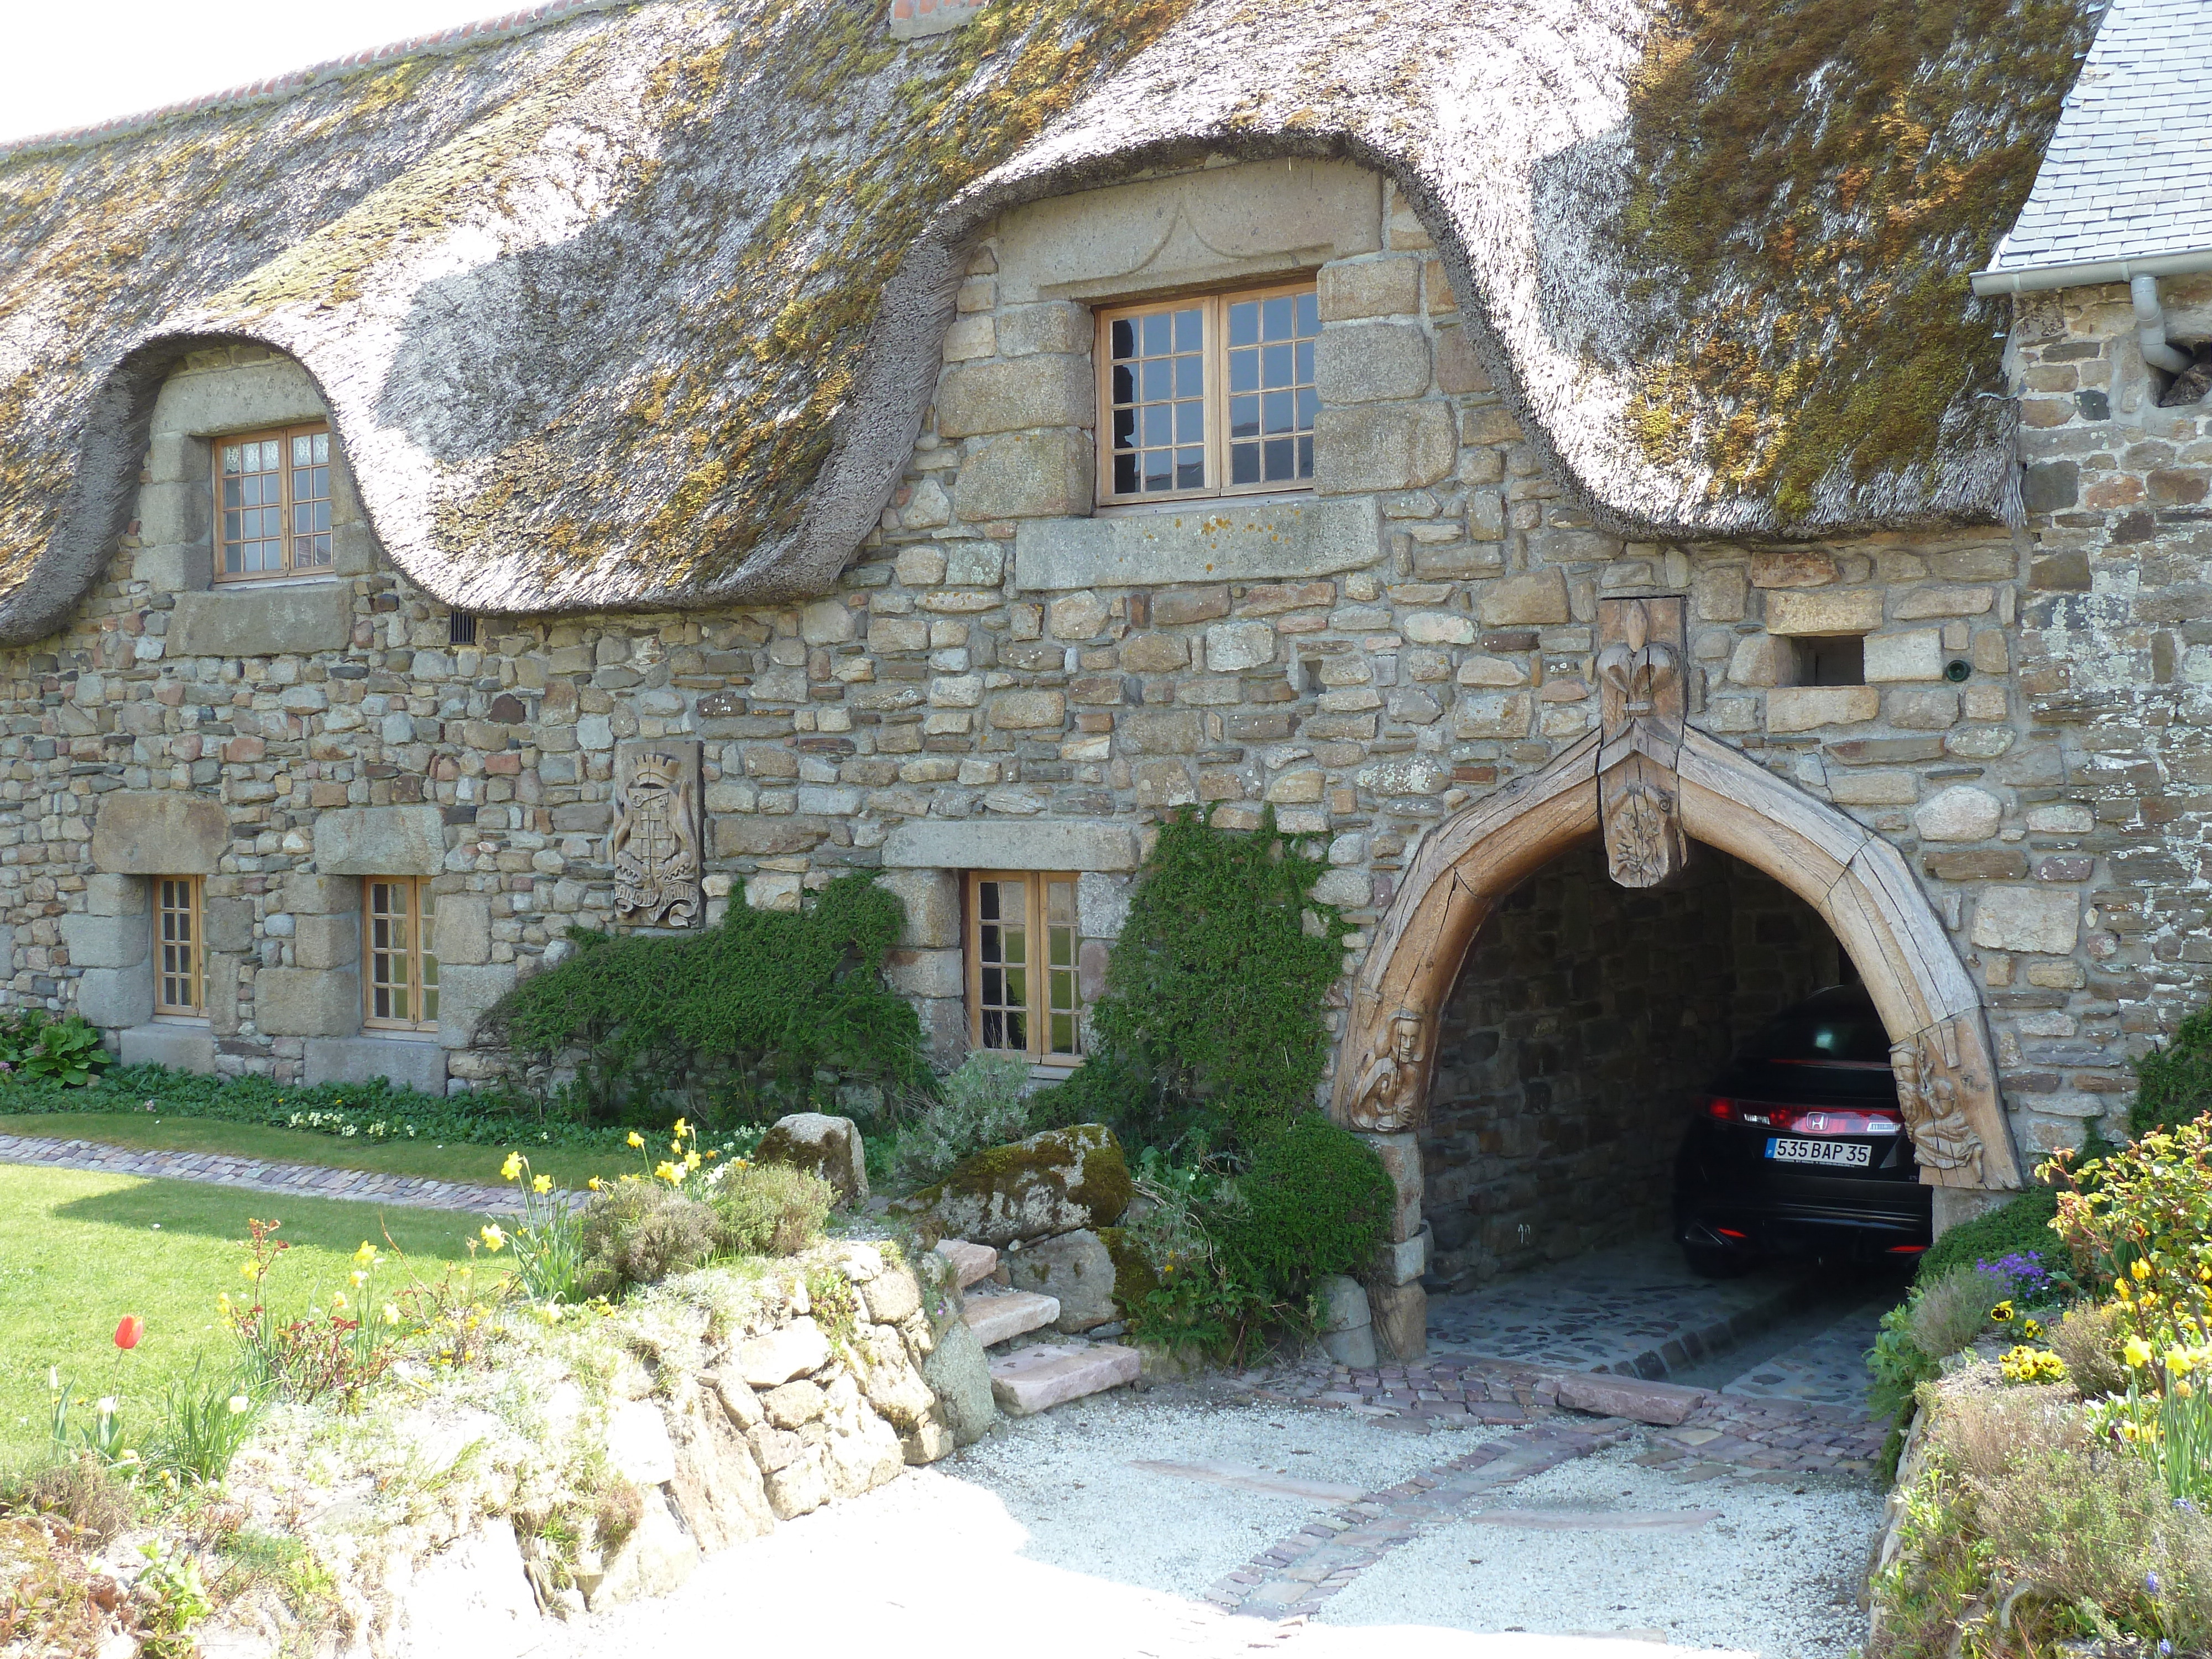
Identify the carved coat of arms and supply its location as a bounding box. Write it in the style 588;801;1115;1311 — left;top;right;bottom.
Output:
611;744;703;928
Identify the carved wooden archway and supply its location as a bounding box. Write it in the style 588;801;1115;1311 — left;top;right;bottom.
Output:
1332;597;2021;1195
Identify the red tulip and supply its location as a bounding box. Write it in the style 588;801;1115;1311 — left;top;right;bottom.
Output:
113;1316;142;1352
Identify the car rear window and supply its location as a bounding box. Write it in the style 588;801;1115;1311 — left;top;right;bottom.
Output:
1741;1009;1894;1065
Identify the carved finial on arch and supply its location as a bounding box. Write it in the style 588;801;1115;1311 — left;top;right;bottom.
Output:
1596;595;1687;889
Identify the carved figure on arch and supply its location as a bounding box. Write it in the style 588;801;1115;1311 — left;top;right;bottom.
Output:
1892;1026;1985;1186
1348;1007;1428;1133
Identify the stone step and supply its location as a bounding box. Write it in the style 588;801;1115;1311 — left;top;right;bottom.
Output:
989;1342;1140;1416
962;1289;1059;1348
935;1238;999;1289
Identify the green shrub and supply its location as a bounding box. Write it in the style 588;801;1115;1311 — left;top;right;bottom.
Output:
1039;807;1347;1154
1916;1184;2060;1286
710;1162;833;1258
1221;1118;1393;1291
2052;1116;2212;1347
2133;1003;2212;1137
578;1180;720;1298
892;1052;1032;1186
1907;1264;2013;1360
488;874;925;1126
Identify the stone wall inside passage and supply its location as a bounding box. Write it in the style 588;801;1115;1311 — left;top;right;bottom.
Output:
1424;843;1840;1287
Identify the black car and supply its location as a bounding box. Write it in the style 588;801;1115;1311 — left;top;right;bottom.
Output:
1673;983;1932;1276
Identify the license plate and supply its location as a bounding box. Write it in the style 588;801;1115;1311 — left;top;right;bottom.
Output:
1766;1136;1871;1168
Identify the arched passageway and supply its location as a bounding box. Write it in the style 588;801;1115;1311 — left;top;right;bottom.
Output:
1421;836;1845;1290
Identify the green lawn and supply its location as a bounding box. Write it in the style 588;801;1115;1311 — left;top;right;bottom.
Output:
0;1165;495;1469
0;1113;650;1191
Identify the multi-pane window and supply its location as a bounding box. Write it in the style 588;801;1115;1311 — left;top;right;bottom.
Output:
363;879;439;1032
1098;283;1320;503
217;424;333;581
153;877;203;1018
967;872;1084;1066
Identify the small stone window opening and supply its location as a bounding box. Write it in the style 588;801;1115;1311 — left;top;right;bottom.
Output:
364;878;440;1032
1793;634;1865;687
1097;283;1319;504
966;871;1084;1066
216;424;332;582
153;877;204;1018
448;611;479;645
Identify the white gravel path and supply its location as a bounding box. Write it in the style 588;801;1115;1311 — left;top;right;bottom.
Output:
520;1394;1880;1659
1310;1441;1880;1657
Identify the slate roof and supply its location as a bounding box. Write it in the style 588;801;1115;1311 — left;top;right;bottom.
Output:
0;0;2094;645
1982;0;2212;282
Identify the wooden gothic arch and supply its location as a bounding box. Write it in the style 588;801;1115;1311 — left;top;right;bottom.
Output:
1330;596;2022;1194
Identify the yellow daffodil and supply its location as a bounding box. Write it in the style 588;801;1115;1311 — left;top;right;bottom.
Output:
533;1174;552;1195
2172;1350;2197;1377
670;1140;684;1156
705;1149;720;1161
588;1177;604;1192
227;1395;249;1415
502;1152;523;1182
674;1118;688;1137
242;1261;262;1281
331;1291;348;1311
2126;1335;2155;1369
480;1224;508;1253
655;1161;682;1186
353;1241;379;1267
627;1131;644;1149
351;1270;368;1287
685;1151;702;1171
383;1304;400;1325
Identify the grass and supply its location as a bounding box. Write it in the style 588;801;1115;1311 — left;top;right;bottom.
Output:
0;1165;494;1469
0;1113;653;1191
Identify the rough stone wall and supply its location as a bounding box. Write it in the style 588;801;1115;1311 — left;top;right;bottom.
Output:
1424;843;1838;1286
1998;273;2212;1158
1;154;2192;1190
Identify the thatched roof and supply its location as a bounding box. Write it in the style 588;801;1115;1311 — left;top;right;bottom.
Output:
0;0;2094;643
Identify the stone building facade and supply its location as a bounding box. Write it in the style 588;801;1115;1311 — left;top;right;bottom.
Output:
3;0;2206;1328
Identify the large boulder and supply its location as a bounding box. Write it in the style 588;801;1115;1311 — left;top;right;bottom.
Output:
1008;1228;1119;1333
757;1112;868;1206
894;1124;1132;1246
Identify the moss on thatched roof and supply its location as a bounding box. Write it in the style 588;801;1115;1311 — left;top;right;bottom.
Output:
0;0;2093;643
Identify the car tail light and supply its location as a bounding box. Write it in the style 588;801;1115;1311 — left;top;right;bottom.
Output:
1886;1244;1927;1255
1702;1095;1902;1136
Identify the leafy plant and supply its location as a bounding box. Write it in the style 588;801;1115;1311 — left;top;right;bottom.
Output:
145;1358;261;1487
497;1152;587;1304
1907;1265;2013;1360
892;1052;1032;1185
134;1540;213;1659
2133;1003;2212;1138
1038;807;1348;1155
2049;1120;2212;1354
0;1009;109;1087
708;1162;832;1258
1915;1184;2062;1285
487;875;925;1126
577;1180;719;1300
1220;1119;1392;1295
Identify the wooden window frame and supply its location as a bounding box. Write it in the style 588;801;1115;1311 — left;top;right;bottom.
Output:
1094;279;1320;508
362;878;440;1034
152;877;205;1020
213;422;335;584
964;871;1086;1068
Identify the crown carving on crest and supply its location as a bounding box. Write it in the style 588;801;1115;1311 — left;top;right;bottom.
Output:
1596;600;1679;717
627;753;685;793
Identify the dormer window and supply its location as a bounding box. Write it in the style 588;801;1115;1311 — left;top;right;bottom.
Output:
217;424;333;581
1097;283;1320;504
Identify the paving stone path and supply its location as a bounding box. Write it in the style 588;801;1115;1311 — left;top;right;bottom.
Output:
1203;1417;1639;1620
0;1131;519;1215
1229;1353;1884;1475
1425;1235;1812;1379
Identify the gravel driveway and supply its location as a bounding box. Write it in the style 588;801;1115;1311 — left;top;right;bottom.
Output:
520;1389;1878;1659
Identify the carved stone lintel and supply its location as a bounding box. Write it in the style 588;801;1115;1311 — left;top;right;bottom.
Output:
611;739;703;928
1892;1015;1992;1188
1345;1005;1430;1133
1597;596;1688;888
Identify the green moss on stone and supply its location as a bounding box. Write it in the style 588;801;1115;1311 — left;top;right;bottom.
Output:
1096;1225;1159;1317
1613;0;2094;520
